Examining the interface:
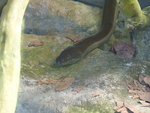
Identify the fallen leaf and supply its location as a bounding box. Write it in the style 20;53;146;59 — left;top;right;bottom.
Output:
110;42;136;58
116;101;124;108
138;91;150;102
114;101;143;113
37;78;60;85
127;75;150;108
126;80;134;90
113;106;120;111
28;40;44;47
139;101;150;107
116;107;127;112
128;89;138;93
132;94;139;99
72;87;84;93
143;76;150;86
37;78;51;85
134;80;146;91
92;92;100;97
124;103;143;113
145;87;150;92
138;74;146;85
55;77;75;91
65;36;81;43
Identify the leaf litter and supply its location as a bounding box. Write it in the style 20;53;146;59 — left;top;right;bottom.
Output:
37;74;150;112
114;74;150;113
28;40;44;47
126;74;150;103
37;77;75;91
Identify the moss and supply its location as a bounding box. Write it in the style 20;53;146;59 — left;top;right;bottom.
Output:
21;34;86;79
21;34;150;80
120;0;150;28
65;99;114;113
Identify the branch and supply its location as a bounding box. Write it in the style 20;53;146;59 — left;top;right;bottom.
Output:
119;0;150;28
0;0;29;113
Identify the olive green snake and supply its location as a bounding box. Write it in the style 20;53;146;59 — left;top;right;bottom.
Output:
55;0;118;67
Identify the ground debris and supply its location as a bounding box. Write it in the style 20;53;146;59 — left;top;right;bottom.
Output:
37;77;75;91
92;92;100;97
110;42;136;58
65;36;81;43
28;40;44;47
72;87;84;93
114;101;143;113
139;101;150;107
127;74;150;107
55;77;75;91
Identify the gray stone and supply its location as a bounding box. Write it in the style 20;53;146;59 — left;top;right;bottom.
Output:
133;27;150;62
17;33;150;113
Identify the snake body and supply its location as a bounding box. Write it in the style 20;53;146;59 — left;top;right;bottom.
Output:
55;0;118;67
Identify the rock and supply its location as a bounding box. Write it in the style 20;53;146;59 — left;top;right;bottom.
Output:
17;33;150;113
17;0;150;112
133;27;150;62
73;0;104;7
24;0;102;35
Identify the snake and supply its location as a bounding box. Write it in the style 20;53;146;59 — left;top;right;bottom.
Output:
54;0;118;67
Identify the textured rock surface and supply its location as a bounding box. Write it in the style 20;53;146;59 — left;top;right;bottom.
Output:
24;0;101;35
17;32;150;113
16;0;150;112
133;27;150;62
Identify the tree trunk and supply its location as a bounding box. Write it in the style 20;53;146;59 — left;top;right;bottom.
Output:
0;0;7;16
0;0;29;113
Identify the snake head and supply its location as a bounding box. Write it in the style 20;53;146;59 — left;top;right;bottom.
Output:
54;46;82;67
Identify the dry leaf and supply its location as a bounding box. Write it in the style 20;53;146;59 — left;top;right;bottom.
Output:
126;80;134;90
72;87;84;93
114;101;143;113
113;106;120;111
139;101;150;107
124;103;143;113
37;77;75;91
65;36;81;43
128;89;138;94
127;75;150;108
116;101;124;108
55;77;75;91
138;92;150;102
132;94;139;99
92;92;100;97
143;76;150;86
37;78;51;85
28;40;44;47
116;107;127;112
145;87;150;92
138;74;146;85
37;78;60;85
134;80;145;91
110;42;136;58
